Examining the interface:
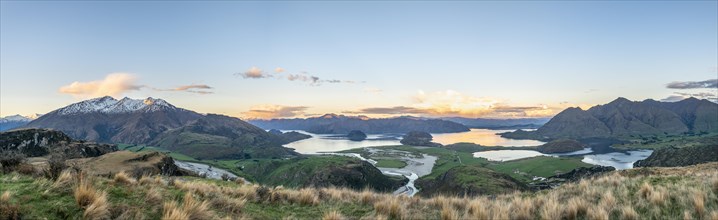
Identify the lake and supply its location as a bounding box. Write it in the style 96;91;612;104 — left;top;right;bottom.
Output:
282;129;652;170
432;129;545;146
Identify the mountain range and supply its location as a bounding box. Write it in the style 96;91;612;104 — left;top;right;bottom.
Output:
0;114;42;131
20;96;300;159
440;117;550;129
248;114;470;134
502;97;718;140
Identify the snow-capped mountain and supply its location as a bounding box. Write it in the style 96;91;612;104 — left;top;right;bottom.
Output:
0;114;43;131
54;96;179;115
24;96;202;144
0;114;32;123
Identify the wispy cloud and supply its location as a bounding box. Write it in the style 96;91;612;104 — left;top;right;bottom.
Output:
666;79;718;89
235;66;362;86
662;91;718;102
154;84;214;94
59;73;214;98
242;105;309;119
344;90;591;118
235;67;271;79
59;73;143;98
364;87;383;94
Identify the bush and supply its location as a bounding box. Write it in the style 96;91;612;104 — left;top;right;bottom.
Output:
43;154;67;180
0;151;25;173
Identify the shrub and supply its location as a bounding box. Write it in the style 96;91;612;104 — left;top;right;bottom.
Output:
43;154;67;180
0;151;25;173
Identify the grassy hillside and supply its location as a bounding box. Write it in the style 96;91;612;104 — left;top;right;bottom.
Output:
2;163;717;219
489;156;594;182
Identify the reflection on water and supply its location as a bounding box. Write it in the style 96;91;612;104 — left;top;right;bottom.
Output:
283;130;401;154
581;150;653;170
473;150;545;161
432;129;545;146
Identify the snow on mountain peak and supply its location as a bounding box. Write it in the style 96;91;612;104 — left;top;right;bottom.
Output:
0;114;32;123
56;96;178;115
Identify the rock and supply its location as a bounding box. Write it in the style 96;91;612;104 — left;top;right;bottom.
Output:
551;166;615;182
0;128;116;158
537;139;585;154
400;131;441;147
347;130;367;141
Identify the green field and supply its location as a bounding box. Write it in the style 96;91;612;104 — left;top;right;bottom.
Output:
374;159;407;168
613;133;718;150
488;156;594;182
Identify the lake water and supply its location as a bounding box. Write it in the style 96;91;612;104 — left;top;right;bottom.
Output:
283;130;401;154
282;129;652;170
473;150;546;162
432;129;545;146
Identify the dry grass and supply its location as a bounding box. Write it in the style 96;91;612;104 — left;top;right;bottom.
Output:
620;206;639;220
440;205;461;220
0;191;20;220
322;210;345;220
73;178;109;219
112;171;136;185
466;199;489;220
162;201;190;220
288;188;319;206
693;192;705;217
374;196;406;220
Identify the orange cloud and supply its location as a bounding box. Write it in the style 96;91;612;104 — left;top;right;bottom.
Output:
242;105;308;119
58;73;142;98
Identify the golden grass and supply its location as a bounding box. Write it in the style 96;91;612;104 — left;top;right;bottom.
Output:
112;171;136;185
162;201;190;220
322;210;345;220
374;196;406;220
620;206;639;220
73;178;110;219
440;205;461;220
693;192;705;217
0;191;9;203
466;199;489;220
288;188;319;206
82;191;109;220
0;191;20;220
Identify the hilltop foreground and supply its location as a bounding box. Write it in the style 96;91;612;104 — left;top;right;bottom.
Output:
1;162;717;219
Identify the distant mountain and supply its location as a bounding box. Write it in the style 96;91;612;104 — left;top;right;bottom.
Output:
0;114;42;131
249;114;470;134
441;117;550;129
22;96;299;159
502;97;718;140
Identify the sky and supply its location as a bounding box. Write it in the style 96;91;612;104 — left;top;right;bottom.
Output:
1;1;717;119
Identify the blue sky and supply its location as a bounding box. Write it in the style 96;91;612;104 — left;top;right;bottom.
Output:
1;1;716;118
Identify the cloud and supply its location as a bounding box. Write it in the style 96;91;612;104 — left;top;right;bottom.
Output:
343;90;591;118
59;73;143;98
235;67;362;86
235;67;271;79
155;84;214;94
666;79;718;89
662;91;718;102
242;105;309;119
364;87;383;94
347;106;429;115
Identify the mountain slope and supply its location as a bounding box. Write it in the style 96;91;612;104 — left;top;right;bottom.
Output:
0;128;116;158
0;115;39;131
249;114;469;134
503;97;718;140
24;96;202;144
150;114;298;159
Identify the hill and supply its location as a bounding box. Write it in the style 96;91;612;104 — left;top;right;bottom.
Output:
441;117;550;129
1;160;716;219
502;97;718;140
0;128;116;158
0;115;40;132
249;114;470;134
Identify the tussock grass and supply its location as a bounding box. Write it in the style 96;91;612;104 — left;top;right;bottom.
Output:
1;191;20;220
112;171;136;185
2;162;718;219
322;210;345;220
